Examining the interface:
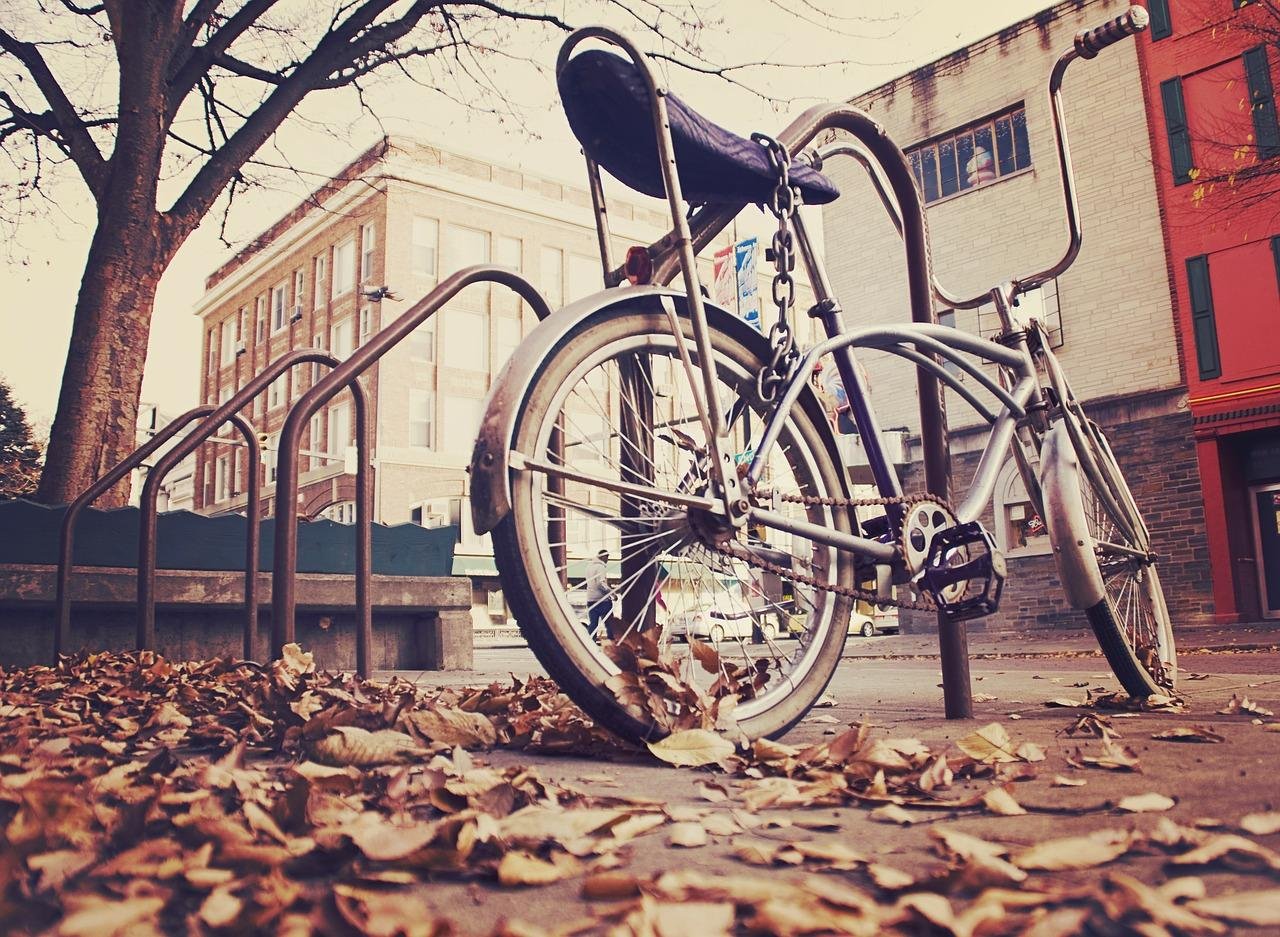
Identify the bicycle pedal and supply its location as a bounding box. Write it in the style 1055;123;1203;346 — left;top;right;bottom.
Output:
920;523;1007;623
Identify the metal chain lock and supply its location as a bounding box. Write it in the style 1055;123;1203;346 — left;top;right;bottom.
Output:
751;133;800;403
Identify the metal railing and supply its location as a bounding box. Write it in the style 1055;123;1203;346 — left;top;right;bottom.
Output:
54;406;258;658
135;349;366;663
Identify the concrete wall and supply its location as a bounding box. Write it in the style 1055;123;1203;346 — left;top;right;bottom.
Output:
0;565;473;671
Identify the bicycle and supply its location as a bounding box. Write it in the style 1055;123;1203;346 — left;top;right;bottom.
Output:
468;6;1176;743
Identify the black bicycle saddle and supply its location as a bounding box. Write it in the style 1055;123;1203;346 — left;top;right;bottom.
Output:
558;49;839;206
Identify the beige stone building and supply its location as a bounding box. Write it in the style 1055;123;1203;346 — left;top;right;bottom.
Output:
821;0;1213;629
193;136;822;627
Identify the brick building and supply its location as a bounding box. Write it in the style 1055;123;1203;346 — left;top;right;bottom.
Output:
821;0;1214;631
1136;0;1280;622
193;136;820;628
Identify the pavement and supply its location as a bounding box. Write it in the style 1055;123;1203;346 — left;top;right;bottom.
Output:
372;621;1280;934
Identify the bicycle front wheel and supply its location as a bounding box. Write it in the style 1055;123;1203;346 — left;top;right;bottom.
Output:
1042;415;1177;696
492;301;855;743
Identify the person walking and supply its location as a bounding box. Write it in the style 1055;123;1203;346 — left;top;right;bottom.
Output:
585;549;613;637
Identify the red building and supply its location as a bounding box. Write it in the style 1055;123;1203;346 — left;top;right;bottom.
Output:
1137;0;1280;621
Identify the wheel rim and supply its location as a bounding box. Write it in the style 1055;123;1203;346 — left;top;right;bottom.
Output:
861;621;874;638
1078;444;1174;688
516;327;845;724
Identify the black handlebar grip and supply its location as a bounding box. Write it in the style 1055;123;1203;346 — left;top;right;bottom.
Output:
1074;5;1149;59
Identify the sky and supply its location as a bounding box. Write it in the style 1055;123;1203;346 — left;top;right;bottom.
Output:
0;0;1054;431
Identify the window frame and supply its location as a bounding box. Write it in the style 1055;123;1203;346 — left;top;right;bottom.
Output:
270;280;288;333
332;237;356;298
409;388;435;449
411;215;439;277
360;222;377;285
907;105;1031;205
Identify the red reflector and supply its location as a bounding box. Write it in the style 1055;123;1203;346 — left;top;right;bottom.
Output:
624;245;653;285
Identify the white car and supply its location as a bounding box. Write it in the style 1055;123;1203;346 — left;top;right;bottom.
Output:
666;591;782;643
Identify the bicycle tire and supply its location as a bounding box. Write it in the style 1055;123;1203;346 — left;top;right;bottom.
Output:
1041;413;1177;695
491;301;854;743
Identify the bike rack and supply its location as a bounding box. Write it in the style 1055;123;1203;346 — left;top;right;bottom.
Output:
270;265;553;673
53;405;258;660
135;349;362;663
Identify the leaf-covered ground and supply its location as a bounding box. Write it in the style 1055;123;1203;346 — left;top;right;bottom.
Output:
3;644;1280;935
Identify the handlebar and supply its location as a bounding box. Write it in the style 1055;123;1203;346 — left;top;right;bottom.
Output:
1074;6;1149;59
808;5;1149;312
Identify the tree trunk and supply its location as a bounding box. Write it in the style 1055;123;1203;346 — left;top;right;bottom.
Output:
34;213;166;506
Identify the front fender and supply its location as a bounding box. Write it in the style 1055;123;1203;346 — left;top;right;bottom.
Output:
1040;421;1106;608
469;285;846;534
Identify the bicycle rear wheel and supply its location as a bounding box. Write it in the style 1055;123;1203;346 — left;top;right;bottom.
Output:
1041;414;1177;695
492;300;854;743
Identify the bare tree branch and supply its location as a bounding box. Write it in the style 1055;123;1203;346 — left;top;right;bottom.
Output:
0;27;108;197
167;0;281;117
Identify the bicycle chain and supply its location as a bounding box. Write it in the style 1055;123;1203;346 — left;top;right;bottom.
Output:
709;493;962;613
752;133;800;404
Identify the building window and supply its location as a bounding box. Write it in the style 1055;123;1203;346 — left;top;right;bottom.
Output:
1148;0;1171;40
207;328;217;373
412;216;438;277
236;307;248;345
409;389;434;448
308;412;324;471
443;395;483;452
327;400;351;458
567;253;601;303
494;324;520;371
311;333;327;384
313;254;327;310
494;235;521;313
994;460;1049;557
330;318;353;361
265;433;279;484
220;318;236;366
445;225;490;309
267;374;287;410
359;305;373;342
255;296;266;342
908;106;1030;204
443;308;488;371
320;501;356;524
1185;254;1222;379
292;269;305;317
271;281;288;333
332;238;355;298
214;453;231;502
973;279;1064;347
360;222;377;285
540;246;563;309
409;321;435;361
1160;77;1194;185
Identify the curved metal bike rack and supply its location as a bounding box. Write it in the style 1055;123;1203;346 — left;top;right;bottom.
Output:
53;406;257;660
270;265;552;674
136;349;363;663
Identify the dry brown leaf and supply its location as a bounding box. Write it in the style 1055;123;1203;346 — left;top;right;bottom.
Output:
406;706;497;749
1051;775;1086;787
499;807;625;846
1170;833;1280;872
1240;811;1280;836
497;850;582;887
646;729;734;768
1044;697;1087;708
582;871;642;901
56;896;167;937
868;863;915;890
310;726;425;767
869;803;915;825
918;754;953;792
199;888;243;928
1012;829;1136;871
1015;741;1046;763
611;813;667;843
1190;888;1280;926
955;723;1018;764
1116;792;1176;814
1079;738;1142;772
667;822;708;848
1151;726;1226;743
982;785;1027;817
1218;695;1275;717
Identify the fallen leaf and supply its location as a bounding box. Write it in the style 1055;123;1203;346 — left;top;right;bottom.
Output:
1051;775;1086;787
1079;738;1142;772
972;693;997;703
1015;741;1046;763
1190;888;1280;926
199;888;243;928
497;850;582;886
1151;726;1226;743
983;786;1027;816
646;729;735;768
1240;811;1280;836
310;726;425;767
405;706;497;749
582;871;642;900
1117;792;1176;813
1170;833;1280;872
1218;695;1274;717
867;863;915;890
869;804;916;825
955;723;1018;764
1044;697;1087;708
667;822;708;848
1013;829;1136;870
